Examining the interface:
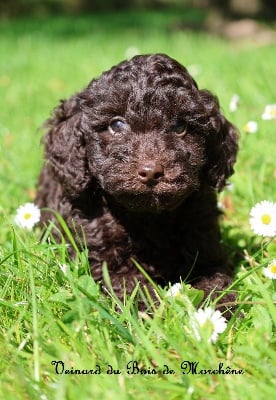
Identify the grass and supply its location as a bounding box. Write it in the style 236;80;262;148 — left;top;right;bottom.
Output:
0;10;276;400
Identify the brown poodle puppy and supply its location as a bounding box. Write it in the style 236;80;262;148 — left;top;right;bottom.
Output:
36;54;238;311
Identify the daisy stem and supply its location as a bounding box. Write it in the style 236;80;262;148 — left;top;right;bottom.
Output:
28;263;40;382
260;238;269;259
11;227;19;268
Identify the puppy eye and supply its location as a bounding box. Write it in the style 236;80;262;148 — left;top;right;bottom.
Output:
171;120;187;137
109;118;126;134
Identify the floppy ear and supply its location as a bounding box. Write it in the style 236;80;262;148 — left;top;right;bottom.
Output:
43;95;90;198
200;90;238;191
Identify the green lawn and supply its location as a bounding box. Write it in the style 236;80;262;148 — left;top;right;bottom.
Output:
0;11;275;400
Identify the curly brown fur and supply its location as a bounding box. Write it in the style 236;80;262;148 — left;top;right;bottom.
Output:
36;54;238;315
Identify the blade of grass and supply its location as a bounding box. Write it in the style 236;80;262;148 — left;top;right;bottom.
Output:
28;262;40;382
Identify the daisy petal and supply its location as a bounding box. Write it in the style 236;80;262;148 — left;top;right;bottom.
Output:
229;94;240;112
166;282;182;297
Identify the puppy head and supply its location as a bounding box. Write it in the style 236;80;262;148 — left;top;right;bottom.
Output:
44;54;238;212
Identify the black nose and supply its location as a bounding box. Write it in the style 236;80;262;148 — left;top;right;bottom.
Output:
137;161;164;184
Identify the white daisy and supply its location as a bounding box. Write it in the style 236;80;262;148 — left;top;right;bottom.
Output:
59;263;69;275
249;200;276;237
243;120;258;133
261;104;276;120
263;260;276;280
125;46;140;60
187;64;202;78
166;282;182;297
225;182;234;191
187;387;194;395
229;94;240;112
192;307;227;343
14;202;41;230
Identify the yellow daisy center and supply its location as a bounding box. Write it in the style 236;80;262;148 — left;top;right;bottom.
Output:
261;214;272;225
24;213;32;220
202;320;215;332
269;108;276;117
269;264;276;274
